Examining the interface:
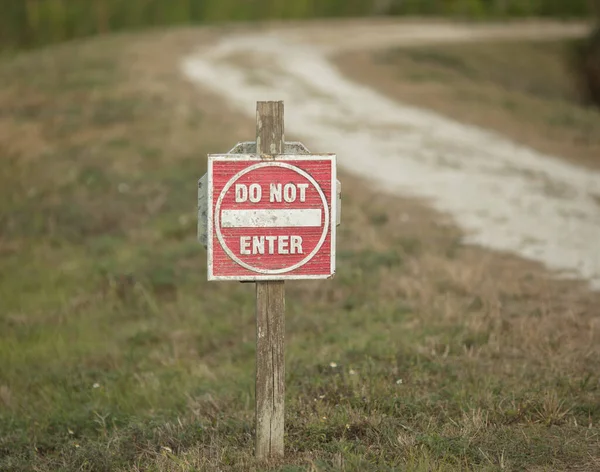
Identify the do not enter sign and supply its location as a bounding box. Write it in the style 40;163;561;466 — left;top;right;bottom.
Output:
207;154;336;280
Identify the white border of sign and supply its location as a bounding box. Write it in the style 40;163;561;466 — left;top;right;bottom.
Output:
207;154;336;281
214;162;330;275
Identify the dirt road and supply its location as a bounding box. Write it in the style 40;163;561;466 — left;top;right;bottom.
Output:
180;20;600;289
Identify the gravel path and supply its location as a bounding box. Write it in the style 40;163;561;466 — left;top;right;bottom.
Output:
181;20;600;289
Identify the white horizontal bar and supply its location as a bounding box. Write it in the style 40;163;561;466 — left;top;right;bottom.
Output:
221;209;322;228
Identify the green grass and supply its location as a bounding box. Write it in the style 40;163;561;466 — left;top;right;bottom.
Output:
0;32;599;471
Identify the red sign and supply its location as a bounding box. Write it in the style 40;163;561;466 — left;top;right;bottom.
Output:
207;154;336;281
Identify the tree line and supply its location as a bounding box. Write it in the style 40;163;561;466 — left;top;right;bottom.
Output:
0;0;595;51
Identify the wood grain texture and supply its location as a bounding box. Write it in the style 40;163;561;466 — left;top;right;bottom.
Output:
256;101;285;155
255;101;285;459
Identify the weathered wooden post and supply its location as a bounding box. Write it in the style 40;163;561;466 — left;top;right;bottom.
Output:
254;101;286;458
198;101;340;460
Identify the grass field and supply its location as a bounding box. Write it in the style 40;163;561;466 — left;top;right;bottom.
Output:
1;29;599;471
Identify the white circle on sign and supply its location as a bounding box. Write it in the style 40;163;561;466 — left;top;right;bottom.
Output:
214;162;330;275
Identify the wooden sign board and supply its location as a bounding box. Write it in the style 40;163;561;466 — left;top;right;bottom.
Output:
207;154;336;281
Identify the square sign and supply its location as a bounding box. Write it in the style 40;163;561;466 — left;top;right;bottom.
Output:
207;154;336;281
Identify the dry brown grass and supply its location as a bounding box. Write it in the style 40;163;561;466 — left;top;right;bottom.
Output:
334;40;600;170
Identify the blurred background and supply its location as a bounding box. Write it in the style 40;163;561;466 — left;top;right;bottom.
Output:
1;0;596;49
2;0;599;106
